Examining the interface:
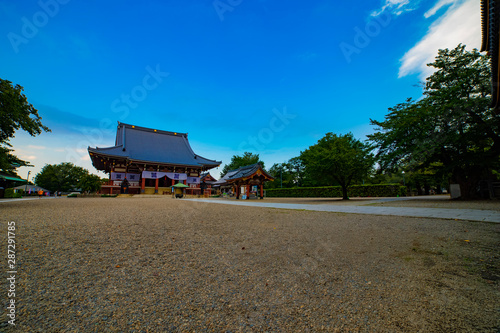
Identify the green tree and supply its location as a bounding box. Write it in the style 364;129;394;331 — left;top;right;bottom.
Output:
35;162;88;193
267;157;306;188
369;45;500;199
220;152;265;177
268;162;293;188
78;174;103;194
0;79;50;174
300;133;374;200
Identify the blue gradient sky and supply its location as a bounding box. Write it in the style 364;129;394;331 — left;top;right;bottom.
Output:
1;0;480;180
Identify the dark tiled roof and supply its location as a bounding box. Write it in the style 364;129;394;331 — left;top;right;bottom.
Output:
88;122;221;168
201;172;217;182
214;163;273;185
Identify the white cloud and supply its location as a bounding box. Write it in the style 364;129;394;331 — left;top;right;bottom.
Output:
399;0;480;79
18;154;37;161
371;0;418;17
424;0;454;18
27;145;46;150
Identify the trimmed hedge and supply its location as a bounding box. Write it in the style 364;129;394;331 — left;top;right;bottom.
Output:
4;188;22;198
266;184;406;198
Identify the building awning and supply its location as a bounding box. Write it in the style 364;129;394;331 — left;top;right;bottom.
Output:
0;175;26;182
172;183;189;188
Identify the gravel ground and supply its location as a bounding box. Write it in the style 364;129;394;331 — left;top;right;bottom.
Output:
263;196;500;211
1;197;499;332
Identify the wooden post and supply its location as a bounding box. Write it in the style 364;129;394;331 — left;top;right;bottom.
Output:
246;184;250;200
260;184;264;199
236;184;240;199
155;178;159;194
141;177;146;194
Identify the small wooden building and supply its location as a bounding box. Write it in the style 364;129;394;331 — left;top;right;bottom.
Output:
216;163;274;199
88;122;221;195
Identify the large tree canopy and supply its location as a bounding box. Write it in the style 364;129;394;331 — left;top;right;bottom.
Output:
369;45;500;199
0;79;50;173
35;162;89;193
220;152;265;177
300;132;374;200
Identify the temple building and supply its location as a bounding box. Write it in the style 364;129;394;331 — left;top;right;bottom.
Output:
481;0;500;111
213;163;274;199
88;122;221;195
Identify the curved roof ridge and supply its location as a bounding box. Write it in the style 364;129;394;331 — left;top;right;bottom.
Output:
118;122;188;137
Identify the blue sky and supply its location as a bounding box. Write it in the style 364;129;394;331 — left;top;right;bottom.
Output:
1;0;480;180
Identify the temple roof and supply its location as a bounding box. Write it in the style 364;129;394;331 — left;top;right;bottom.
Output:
481;0;500;110
213;163;273;185
88;122;221;171
201;172;217;182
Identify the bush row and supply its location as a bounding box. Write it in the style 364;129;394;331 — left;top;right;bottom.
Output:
4;188;22;198
265;184;406;198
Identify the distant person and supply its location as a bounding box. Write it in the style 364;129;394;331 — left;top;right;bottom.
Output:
38;190;43;198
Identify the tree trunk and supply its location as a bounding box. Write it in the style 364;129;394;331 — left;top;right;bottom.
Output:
416;181;423;195
341;185;349;200
452;168;483;200
424;182;430;195
436;185;443;194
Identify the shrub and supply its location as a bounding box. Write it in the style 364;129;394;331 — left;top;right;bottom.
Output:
4;188;22;198
266;184;406;198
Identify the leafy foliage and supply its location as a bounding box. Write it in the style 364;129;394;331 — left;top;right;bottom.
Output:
4;188;22;198
0;79;50;172
34;162;88;193
369;45;500;198
267;157;308;188
220;152;265;177
78;174;103;193
300;132;374;199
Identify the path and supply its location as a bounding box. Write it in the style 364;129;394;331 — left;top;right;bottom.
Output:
187;198;500;223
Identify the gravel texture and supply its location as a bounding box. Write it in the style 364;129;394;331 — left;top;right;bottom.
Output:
1;196;499;332
263;196;500;211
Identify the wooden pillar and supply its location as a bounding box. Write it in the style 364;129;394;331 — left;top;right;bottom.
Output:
260;184;264;199
246;183;250;200
155;178;159;194
236;183;240;199
141;177;146;194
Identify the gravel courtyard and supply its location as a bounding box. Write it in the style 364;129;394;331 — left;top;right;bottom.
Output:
1;197;499;332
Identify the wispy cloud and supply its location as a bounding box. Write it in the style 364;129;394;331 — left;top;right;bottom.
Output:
371;0;419;17
399;0;480;79
27;145;46;150
424;0;455;18
12;147;37;161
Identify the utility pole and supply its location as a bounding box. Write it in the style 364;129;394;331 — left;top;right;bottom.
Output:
280;166;283;188
25;170;31;194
